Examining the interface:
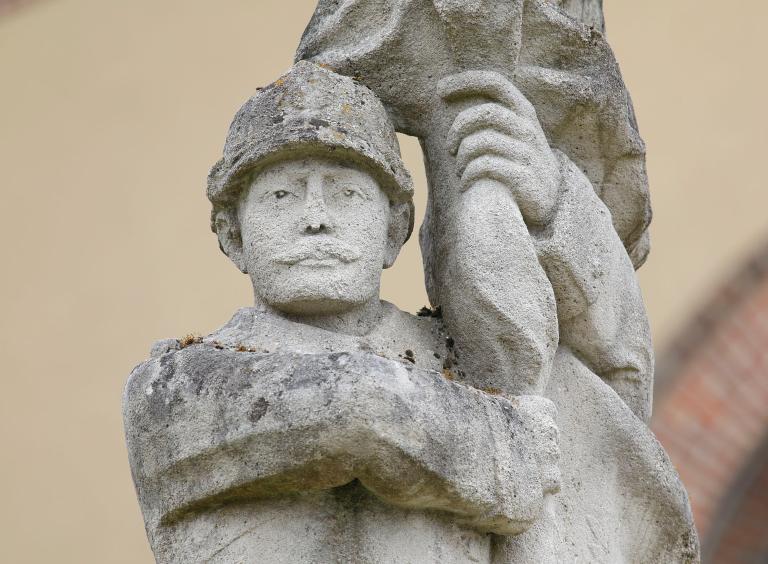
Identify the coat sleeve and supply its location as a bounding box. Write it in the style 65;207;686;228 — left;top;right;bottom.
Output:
534;151;654;422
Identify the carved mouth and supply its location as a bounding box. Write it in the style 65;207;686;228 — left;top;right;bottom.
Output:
292;258;344;267
274;239;361;266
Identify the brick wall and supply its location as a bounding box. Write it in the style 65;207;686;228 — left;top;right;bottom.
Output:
653;241;768;562
708;440;768;563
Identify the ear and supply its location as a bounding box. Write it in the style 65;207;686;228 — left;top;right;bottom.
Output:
384;201;411;269
214;209;248;273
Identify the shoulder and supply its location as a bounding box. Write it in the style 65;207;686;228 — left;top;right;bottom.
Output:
122;309;260;417
366;302;449;372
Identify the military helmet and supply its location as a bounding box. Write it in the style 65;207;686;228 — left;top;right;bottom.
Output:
208;61;414;239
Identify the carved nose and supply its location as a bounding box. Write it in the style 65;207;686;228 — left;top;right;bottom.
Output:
302;173;333;234
305;222;329;234
303;203;333;234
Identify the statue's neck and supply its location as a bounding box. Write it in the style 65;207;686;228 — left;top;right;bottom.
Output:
256;297;385;337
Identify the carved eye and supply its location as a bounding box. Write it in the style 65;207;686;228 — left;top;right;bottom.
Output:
339;187;363;199
274;190;289;199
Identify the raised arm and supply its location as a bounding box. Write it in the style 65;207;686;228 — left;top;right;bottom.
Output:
536;151;654;421
439;71;653;421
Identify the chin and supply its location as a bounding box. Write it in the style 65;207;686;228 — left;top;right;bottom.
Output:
257;269;377;315
271;297;363;316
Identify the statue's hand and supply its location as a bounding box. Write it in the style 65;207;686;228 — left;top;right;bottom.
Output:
516;395;561;496
440;71;561;226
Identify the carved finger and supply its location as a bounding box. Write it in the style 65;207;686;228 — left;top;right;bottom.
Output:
461;155;530;194
456;130;533;175
461;155;553;224
438;70;537;120
447;103;536;155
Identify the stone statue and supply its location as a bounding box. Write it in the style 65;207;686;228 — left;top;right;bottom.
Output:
296;0;656;419
124;2;700;562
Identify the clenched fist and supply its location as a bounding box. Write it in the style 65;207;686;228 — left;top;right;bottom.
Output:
439;70;562;226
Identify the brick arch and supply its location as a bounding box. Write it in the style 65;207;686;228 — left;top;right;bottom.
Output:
652;239;768;553
707;434;768;562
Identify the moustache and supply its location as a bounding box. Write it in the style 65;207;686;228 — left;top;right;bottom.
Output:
273;238;362;265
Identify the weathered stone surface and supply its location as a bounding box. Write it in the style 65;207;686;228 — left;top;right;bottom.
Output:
297;0;648;264
501;349;697;563
125;346;561;555
208;60;414;222
125;314;695;562
550;0;605;31
297;3;653;410
124;4;699;560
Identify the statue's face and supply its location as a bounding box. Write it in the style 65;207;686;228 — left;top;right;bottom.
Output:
238;157;391;315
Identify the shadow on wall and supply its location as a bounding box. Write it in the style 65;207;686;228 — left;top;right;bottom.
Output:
0;0;43;18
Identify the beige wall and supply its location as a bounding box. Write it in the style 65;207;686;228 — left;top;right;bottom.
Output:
0;1;765;561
